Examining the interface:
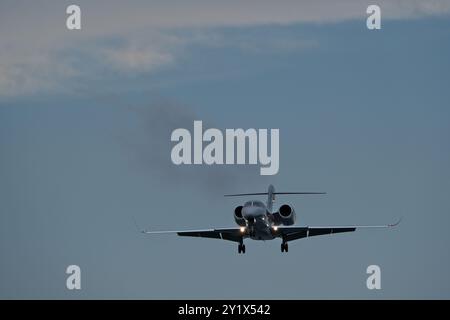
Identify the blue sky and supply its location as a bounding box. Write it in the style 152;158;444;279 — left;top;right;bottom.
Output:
1;1;450;298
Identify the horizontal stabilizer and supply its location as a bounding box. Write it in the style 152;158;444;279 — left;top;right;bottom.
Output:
224;192;326;197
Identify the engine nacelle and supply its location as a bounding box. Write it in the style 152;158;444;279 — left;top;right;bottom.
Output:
234;206;246;226
275;204;296;225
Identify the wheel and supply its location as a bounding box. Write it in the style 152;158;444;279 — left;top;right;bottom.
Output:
242;244;246;254
281;243;285;252
238;244;242;254
281;243;288;252
285;243;289;252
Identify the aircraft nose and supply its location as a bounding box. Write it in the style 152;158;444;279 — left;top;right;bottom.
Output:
242;206;265;219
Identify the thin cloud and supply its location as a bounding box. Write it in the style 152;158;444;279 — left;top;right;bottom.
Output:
1;0;449;97
101;45;175;73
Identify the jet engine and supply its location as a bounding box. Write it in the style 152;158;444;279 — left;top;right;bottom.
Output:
276;204;296;225
234;206;246;226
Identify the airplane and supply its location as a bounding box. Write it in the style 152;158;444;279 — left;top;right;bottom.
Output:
139;185;400;253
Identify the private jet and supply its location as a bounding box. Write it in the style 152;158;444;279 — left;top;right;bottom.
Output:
140;185;400;253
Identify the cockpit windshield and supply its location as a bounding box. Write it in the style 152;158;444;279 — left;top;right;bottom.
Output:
253;201;265;208
244;200;265;208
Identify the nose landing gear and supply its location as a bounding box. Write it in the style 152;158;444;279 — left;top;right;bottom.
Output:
238;243;246;254
281;242;288;253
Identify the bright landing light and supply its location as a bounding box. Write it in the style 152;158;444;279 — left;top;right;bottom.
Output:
240;227;246;233
273;226;278;231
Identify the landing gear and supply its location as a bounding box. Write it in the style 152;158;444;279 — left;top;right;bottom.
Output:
238;243;246;254
281;242;289;253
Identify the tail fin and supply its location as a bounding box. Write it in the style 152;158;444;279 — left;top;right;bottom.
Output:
267;184;275;212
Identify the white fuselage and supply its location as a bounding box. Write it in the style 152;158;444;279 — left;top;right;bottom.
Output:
242;201;276;240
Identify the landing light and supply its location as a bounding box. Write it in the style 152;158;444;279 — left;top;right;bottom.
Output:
273;226;278;231
240;227;246;233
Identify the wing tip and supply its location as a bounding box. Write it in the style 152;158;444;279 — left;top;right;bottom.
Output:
133;217;147;233
388;217;402;227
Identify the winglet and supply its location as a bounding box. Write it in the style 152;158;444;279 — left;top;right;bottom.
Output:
132;217;147;233
388;217;402;227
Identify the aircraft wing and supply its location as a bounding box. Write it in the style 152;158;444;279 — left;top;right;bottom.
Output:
142;228;243;243
139;219;401;243
278;219;401;242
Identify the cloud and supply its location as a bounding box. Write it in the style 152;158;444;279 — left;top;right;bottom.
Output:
1;0;449;97
0;50;79;97
100;43;175;73
0;30;182;96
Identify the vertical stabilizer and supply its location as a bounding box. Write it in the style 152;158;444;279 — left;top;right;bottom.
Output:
267;184;275;212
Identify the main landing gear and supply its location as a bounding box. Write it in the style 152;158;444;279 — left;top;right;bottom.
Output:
281;242;289;253
238;243;246;254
